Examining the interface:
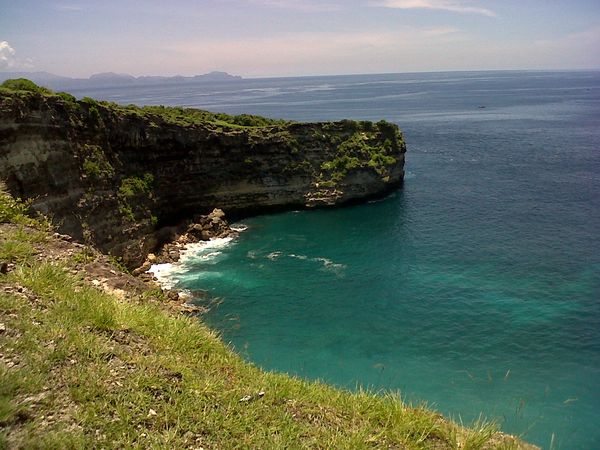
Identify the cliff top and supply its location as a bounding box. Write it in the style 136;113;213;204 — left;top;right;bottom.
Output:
1;77;402;134
0;77;288;130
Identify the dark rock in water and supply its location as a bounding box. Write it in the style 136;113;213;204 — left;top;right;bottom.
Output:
0;89;405;268
188;289;209;299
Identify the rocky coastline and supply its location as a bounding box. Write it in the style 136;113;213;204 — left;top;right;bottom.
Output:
132;208;238;313
0;87;406;269
133;208;236;272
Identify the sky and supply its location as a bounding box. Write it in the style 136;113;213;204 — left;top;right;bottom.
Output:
1;0;599;78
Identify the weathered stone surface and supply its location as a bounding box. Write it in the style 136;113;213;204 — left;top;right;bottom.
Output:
0;91;406;267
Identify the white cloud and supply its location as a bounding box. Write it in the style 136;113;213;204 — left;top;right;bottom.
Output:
0;41;34;71
53;4;85;12
245;0;340;12
0;41;16;69
374;0;496;17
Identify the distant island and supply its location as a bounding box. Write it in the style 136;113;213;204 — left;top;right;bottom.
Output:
0;70;242;90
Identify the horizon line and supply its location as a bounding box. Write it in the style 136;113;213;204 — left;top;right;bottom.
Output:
1;67;600;81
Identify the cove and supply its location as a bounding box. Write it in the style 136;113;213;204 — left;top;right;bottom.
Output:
78;70;600;449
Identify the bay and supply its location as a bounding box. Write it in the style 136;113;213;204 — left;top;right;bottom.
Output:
71;70;600;449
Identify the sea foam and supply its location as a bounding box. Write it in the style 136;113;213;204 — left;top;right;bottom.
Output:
148;236;236;289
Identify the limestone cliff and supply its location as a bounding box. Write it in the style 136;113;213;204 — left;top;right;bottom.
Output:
0;87;405;267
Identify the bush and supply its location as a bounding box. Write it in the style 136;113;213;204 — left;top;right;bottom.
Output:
81;96;98;105
376;119;396;134
82;145;114;181
117;174;155;223
0;78;53;95
0;182;49;229
118;174;154;198
57;91;77;103
0;185;30;224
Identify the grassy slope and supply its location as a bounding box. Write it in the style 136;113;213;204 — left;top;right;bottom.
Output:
0;195;536;450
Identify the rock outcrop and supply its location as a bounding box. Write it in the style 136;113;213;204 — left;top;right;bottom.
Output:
0;88;406;267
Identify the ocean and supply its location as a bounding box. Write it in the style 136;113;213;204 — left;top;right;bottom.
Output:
70;70;600;449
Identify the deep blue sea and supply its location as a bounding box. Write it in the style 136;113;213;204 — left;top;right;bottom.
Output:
71;71;600;449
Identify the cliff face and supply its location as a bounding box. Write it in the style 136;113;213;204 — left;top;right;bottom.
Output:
0;89;405;267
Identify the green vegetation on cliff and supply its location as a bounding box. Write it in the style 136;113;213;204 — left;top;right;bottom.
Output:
318;120;403;187
117;174;156;224
82;144;115;181
1;79;285;131
0;78;53;96
139;105;287;128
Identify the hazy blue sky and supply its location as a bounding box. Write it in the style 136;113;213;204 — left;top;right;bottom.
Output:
1;0;599;77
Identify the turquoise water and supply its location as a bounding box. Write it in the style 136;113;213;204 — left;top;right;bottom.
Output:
78;71;600;448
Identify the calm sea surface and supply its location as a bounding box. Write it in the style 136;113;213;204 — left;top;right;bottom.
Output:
71;71;600;449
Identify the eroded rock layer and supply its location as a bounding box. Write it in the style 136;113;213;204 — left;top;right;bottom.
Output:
0;90;405;266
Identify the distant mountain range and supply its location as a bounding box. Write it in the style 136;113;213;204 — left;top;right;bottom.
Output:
0;71;242;90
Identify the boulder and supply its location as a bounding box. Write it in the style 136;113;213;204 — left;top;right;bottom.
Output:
132;261;152;276
208;208;225;220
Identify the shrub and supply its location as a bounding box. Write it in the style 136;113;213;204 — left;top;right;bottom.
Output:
0;182;50;229
0;184;30;224
82;145;114;181
117;174;155;223
57;91;77;103
87;105;102;125
376;119;396;134
118;174;154;198
0;78;53;95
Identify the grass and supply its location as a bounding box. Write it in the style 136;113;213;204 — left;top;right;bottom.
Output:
0;194;535;449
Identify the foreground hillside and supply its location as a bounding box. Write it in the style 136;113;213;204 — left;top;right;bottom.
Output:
0;193;539;449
